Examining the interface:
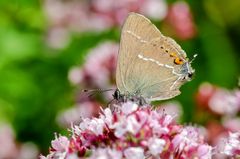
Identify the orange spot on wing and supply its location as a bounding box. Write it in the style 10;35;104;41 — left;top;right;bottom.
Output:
174;58;183;65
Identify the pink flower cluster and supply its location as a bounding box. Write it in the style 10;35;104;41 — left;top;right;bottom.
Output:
218;132;240;158
41;102;213;159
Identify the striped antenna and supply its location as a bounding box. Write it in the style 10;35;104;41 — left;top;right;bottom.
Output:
82;88;115;98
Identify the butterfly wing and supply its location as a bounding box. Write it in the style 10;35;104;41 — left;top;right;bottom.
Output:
116;13;192;101
116;12;163;94
127;36;190;101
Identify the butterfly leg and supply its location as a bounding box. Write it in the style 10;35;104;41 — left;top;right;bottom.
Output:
139;96;148;106
171;68;182;77
170;76;183;90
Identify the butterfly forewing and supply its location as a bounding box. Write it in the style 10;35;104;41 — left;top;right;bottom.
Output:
116;13;163;94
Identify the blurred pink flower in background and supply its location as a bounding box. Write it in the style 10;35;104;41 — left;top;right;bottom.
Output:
156;101;182;121
0;124;18;158
223;117;240;132
92;0;167;23
57;42;119;128
196;82;217;110
68;41;118;100
0;124;39;159
44;0;167;31
57;101;101;127
42;102;214;159
196;82;240;116
68;42;118;88
165;1;197;40
206;121;225;144
208;88;240;116
44;0;168;48
46;27;71;49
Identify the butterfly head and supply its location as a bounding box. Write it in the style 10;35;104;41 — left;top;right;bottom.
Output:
181;54;197;81
186;62;195;81
113;89;148;106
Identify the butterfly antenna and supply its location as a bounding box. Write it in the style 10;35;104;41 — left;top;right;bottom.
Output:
190;54;198;63
82;88;115;98
82;88;115;93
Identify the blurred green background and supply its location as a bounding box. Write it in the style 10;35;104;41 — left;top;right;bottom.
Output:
0;0;239;155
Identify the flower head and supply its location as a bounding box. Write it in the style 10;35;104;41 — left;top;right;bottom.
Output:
218;132;240;158
42;102;214;159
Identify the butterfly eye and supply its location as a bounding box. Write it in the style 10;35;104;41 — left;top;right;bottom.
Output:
188;73;193;78
174;58;183;65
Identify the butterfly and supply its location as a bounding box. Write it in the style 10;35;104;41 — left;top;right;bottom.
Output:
113;12;195;105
